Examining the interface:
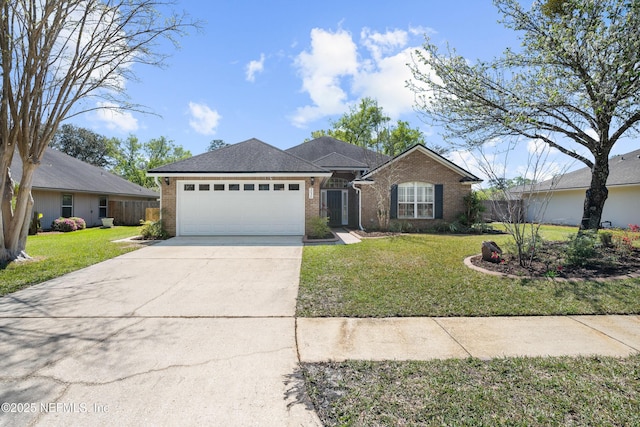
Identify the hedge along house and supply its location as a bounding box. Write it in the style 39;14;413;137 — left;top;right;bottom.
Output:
11;148;159;230
148;137;481;237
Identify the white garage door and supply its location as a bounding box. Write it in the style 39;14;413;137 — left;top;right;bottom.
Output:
177;181;305;235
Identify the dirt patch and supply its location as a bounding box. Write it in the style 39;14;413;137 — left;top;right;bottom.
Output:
470;241;640;280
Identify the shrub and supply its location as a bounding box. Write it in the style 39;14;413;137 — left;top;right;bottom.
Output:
599;231;613;247
458;191;486;226
612;230;639;255
140;220;168;240
29;211;43;235
52;217;78;232
70;217;86;230
565;231;598;266
307;216;332;239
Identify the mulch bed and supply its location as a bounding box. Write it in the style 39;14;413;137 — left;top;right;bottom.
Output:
470;241;640;279
351;229;401;238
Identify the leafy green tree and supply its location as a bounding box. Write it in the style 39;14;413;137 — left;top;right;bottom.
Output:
112;136;191;188
51;124;118;168
112;135;147;187
410;0;640;230
311;98;428;156
207;139;229;151
0;0;193;263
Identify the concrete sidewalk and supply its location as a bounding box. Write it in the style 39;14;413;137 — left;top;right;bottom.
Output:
297;315;640;362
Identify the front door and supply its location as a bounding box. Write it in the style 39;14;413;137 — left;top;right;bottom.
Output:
326;190;342;227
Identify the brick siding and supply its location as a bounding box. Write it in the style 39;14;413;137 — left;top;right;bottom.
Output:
358;149;474;230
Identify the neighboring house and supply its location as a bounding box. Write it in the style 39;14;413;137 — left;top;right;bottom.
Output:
11;148;159;229
147;137;481;236
520;148;640;228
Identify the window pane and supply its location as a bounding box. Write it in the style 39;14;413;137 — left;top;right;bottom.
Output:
406;185;415;202
62;194;73;205
417;203;433;218
229;184;240;191
259;184;270;191
199;184;210;191
61;207;72;218
398;186;406;203
274;184;285;191
398;203;414;218
184;184;195;191
214;184;225;191
288;183;300;191
99;207;107;217
416;185;426;203
99;196;107;207
244;184;255;191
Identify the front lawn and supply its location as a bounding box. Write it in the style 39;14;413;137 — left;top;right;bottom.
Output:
0;226;143;296
297;226;640;317
302;355;640;426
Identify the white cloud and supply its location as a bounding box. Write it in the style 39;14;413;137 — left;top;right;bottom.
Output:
95;102;138;132
447;149;493;182
188;102;221;135
527;138;558;156
291;28;359;127
361;28;408;62
291;26;430;127
352;46;416;118
246;53;265;82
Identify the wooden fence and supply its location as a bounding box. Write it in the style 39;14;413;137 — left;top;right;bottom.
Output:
482;199;525;223
108;200;160;226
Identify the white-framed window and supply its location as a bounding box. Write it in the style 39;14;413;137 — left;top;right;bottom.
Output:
398;182;434;219
99;196;108;218
62;194;73;218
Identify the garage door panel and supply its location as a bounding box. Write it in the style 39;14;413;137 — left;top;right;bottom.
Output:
178;181;305;236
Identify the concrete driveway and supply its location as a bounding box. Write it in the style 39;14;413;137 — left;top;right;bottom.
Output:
0;236;321;426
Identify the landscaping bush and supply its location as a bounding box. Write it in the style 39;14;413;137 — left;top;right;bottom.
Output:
70;217;86;230
565;231;598;266
306;216;332;239
139;220;168;240
51;217;86;232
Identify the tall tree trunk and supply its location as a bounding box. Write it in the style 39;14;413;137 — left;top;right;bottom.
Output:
0;159;36;263
580;153;610;230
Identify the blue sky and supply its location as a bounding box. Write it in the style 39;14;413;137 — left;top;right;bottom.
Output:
68;0;636;181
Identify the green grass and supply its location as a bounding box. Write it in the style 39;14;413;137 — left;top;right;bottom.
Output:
297;226;640;317
0;226;143;296
302;355;640;426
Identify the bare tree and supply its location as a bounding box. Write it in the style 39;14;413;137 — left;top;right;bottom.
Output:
0;0;193;262
475;141;569;266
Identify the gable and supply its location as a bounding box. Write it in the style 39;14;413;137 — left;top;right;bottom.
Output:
359;144;481;183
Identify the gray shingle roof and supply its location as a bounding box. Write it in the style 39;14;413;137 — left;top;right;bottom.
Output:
11;148;158;198
148;138;328;174
525;148;640;191
285;136;389;169
312;152;369;169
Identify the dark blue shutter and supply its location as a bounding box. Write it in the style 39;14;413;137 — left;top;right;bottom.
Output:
390;184;398;219
435;184;443;219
